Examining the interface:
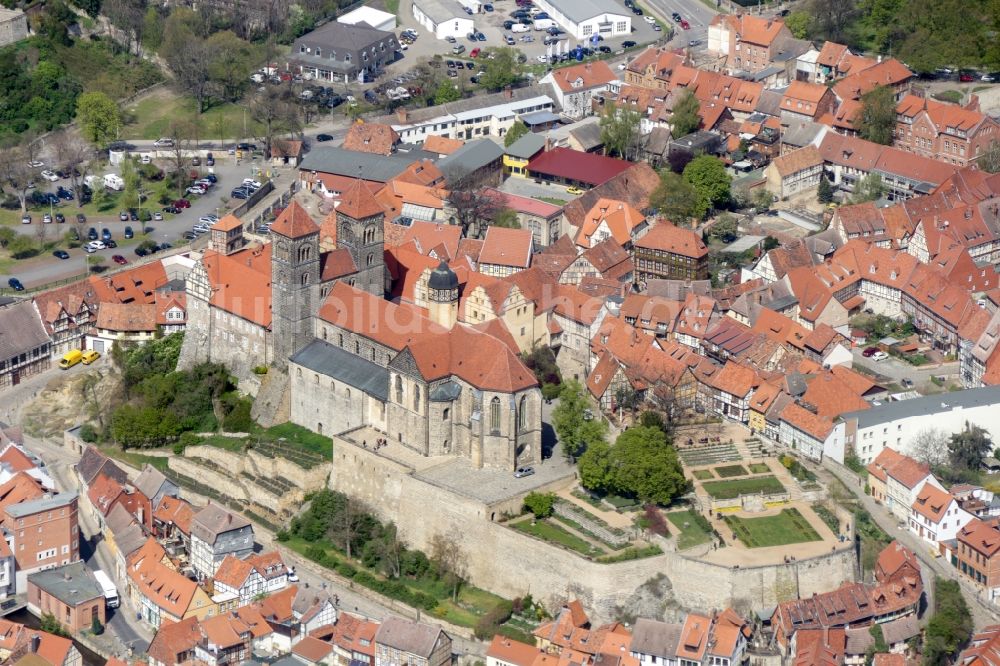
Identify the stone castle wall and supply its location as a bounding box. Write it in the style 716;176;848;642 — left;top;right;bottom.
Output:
329;436;858;621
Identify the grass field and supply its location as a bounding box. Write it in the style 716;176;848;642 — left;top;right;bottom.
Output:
512;518;601;556
692;469;714;480
702;475;785;499
749;463;770;473
121;93;263;142
714;464;749;478
724;508;822;548
666;509;713;550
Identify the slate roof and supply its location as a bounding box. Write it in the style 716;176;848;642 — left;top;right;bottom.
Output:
300;148;418;182
27;562;103;606
290;339;389;401
629;618;682;658
375;617;448;658
842;385;1000;428
506;133;547;160
0;300;49;362
191;503;251;544
437;139;504;183
5;492;76;518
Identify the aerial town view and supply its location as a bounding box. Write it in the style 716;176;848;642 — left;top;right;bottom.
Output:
1;0;1000;664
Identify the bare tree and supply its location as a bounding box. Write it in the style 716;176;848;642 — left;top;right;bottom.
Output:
49;132;94;208
429;533;466;601
447;189;503;237
164;120;195;198
249;86;302;159
327;496;362;559
104;0;147;57
0;143;36;213
913;427;950;467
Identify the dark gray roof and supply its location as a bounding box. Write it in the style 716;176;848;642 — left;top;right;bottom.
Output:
521;110;562;126
429;381;462;402
115;522;147;558
569;122;605;152
755;89;784;117
76;446;127;487
844;627;874;655
293;20;396;52
290;339;389;401
642;127;671;157
505;133;547;160
841;385;1000;429
375;617;449;658
541;0;629;23
27;562;103;606
106;502;137;537
629;618;682;659
782;120;826;148
5;492;77;518
133;465;170;502
191;503;252;543
880;614;920;645
438;139;503;183
428;261;459;291
299;148;418;181
0;300;49;362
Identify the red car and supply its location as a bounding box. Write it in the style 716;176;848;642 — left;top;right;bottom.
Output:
173;199;191;209
112;255;128;265
680;19;690;29
959;71;975;82
862;347;880;357
470;47;481;58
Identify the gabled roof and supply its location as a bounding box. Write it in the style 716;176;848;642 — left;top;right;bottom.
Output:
0;301;49;362
270;201;319;239
147;615;202;666
479;226;533;269
770;146;823;178
527;148;633;188
191;503;251;544
635;221;708;258
911;482;956;522
375;617;448;658
545;60;617;93
342;122;400;156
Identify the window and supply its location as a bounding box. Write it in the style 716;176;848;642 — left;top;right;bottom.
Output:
395;375;403;403
615;21;626;32
582;25;592;36
414;386;421;410
518;395;527;431
490;397;501;433
443;408;450;420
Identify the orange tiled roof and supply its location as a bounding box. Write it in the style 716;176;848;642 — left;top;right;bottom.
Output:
423;135;465;155
780;402;834;440
833;58;912;101
200;246;272;328
337;179;386;220
547;61;616;93
635;221;707;258
271;201;319;238
479;226;533;269
911;482;955;522
342;122;400;156
577;198;645;249
770;146;823;178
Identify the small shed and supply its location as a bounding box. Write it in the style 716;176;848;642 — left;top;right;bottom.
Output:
271;139;303;167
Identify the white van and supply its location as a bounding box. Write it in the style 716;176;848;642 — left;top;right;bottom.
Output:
511;23;530;33
103;174;124;191
533;18;555;30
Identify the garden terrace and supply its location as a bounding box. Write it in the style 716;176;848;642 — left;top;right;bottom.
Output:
723;508;822;548
678;443;742;466
701;476;786;499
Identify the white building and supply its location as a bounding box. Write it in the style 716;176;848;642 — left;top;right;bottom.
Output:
909;482;972;545
539;60;617;120
337;5;396;31
836;385;1000;465
533;0;631;40
412;0;474;40
388;92;556;143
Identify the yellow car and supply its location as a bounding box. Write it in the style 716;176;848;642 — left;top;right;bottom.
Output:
566;186;585;195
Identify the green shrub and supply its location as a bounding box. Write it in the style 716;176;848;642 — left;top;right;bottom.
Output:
79;424;98;443
474;600;515;640
253;366;268;375
524;492;556;518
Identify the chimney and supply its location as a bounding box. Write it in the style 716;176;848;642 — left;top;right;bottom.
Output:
396;108;408;123
30;635;40;654
544;137;552;152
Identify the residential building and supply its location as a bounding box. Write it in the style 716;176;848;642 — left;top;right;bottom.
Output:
0;8;27;47
343;123;401;156
909;482;972;544
374;618;452;666
195;613;254;666
128;539;214;628
487;636;541;666
437;139;504;190
146;615;203;666
3;492;79;578
953;518;1000;602
780;81;837;124
575;198;647;251
707;14;796;74
633;221;709;282
289;22;401;84
957;623;1000;665
482;189;563;247
26;562;104;635
477;227;534;277
189;504;254;580
503;134;547;178
878;451;942;521
329;612;379;666
531;0;631;40
87;303;158;350
0;300;51;390
411;0;474;40
764;145;824;199
894;94;1000;167
132;465;179;512
540;61;617;120
6;628;80;666
213;551;289;605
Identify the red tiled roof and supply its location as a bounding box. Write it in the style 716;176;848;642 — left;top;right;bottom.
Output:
780;402;834;440
342;122;399;156
547;61;616;93
479;226;533;269
270;201;319;238
635;221;707;258
833;58;912;101
423;135;465;155
200;246;272;328
337;178;387;220
527;148;633;187
212;214;243;232
482;188;562;219
576;198;645;249
911;482;955;522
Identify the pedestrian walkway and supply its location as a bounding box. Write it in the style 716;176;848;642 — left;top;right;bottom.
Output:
554;487;634;530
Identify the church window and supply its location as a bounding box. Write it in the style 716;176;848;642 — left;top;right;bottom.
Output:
301;272;310;285
414;386;420;410
367;253;374;266
370;347;375;361
346;388;351;399
443;408;449;420
395;375;403;403
490;397;501;433
322;328;327;341
518;396;527;431
299;246;312;261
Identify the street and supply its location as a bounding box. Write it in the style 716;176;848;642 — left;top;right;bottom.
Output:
850;348;960;387
642;0;717;47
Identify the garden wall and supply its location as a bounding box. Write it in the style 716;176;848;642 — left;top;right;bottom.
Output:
329;435;858;622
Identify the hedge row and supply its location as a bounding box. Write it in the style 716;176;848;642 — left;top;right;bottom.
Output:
303;545;438;611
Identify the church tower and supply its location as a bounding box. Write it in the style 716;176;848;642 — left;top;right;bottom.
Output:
336;179;385;297
427;261;459;329
270;201;320;367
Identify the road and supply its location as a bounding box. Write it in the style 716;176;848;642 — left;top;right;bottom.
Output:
820;457;1000;630
643;0;717;47
850;349;960;387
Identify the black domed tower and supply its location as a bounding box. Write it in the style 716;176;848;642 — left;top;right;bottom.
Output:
427;261;459;329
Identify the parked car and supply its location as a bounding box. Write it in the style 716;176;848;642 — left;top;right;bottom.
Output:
55;213;65;223
163;206;181;214
566;186;585;195
872;351;889;362
153;211;163;221
87;227;98;240
101;228;112;242
231;188;250;199
7;278;24;292
680;19;690;29
75;213;86;224
124;226;134;239
119;211;128;222
622;40;637;48
53;250;70;260
173;199;191;209
56;186;74;200
514;466;535;478
112;255;128;265
470;47;481;57
186;184;207;196
20;214;30;224
40;170;59;182
86;240;106;252
42;214;52;224
316;133;334;142
862;347;880;357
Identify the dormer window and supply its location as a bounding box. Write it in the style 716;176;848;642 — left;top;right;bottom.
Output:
315;47;321;57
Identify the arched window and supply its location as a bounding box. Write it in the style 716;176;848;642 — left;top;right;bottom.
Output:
301;272;310;285
317;422;323;434
489;397;501;433
518;395;527;431
299;246;311;262
345;388;351;399
366;253;374;267
413;385;420;410
314;374;319;385
443;408;450;420
395;375;403;403
297;368;302;378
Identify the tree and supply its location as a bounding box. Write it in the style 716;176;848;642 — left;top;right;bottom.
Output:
77;92;122;147
667;149;694;174
850;173;886;204
683;155;731;216
923;578;972;666
521;345;560;386
434;80;461;105
600;105;642;160
649;171;700;222
709;213;738;242
523;492;555;518
609;426;687;505
162;10;216;113
249;86;302;159
7;234;38;259
504;120;529;147
104;0;147;56
143;6;165;51
163;119;195;197
551;380;607;461
913;428;950;467
817;174;834;203
865;623;887;665
670;90;701;138
448;189;503;235
639;411;666;433
429;533;466;601
949;422;993;472
207;31;259;103
752;188;774;213
478;47;523;92
120;157;141;217
858;85;896;145
491;209;521;229
578;439;613;492
39;613;68;637
0;143;35;213
91;616;104;636
87;254;107;273
978;140;1000;173
806;0;857;41
785;11;813;38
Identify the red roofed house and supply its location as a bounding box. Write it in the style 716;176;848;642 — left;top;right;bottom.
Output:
894;94;1000;167
478;226;534;278
957;623;1000;665
540;61;617;120
709;361;758;423
327;612;379;666
884;453;942;521
764;145;824;199
481;188;564;248
780;81;837;123
909;481;971;544
954;519;1000;602
707;14;796;74
633;221;709;282
575;198;648;251
213;551;290;606
527;148;633;189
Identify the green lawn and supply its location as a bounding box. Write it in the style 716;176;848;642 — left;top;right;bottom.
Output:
101;447;170;473
199;435;247;453
121;94;263;142
702;475;785;499
666;510;713;550
692;469;714;480
512;518;602;556
724;508;822;548
749;463;770;474
714;464;749;478
538;197;568;206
